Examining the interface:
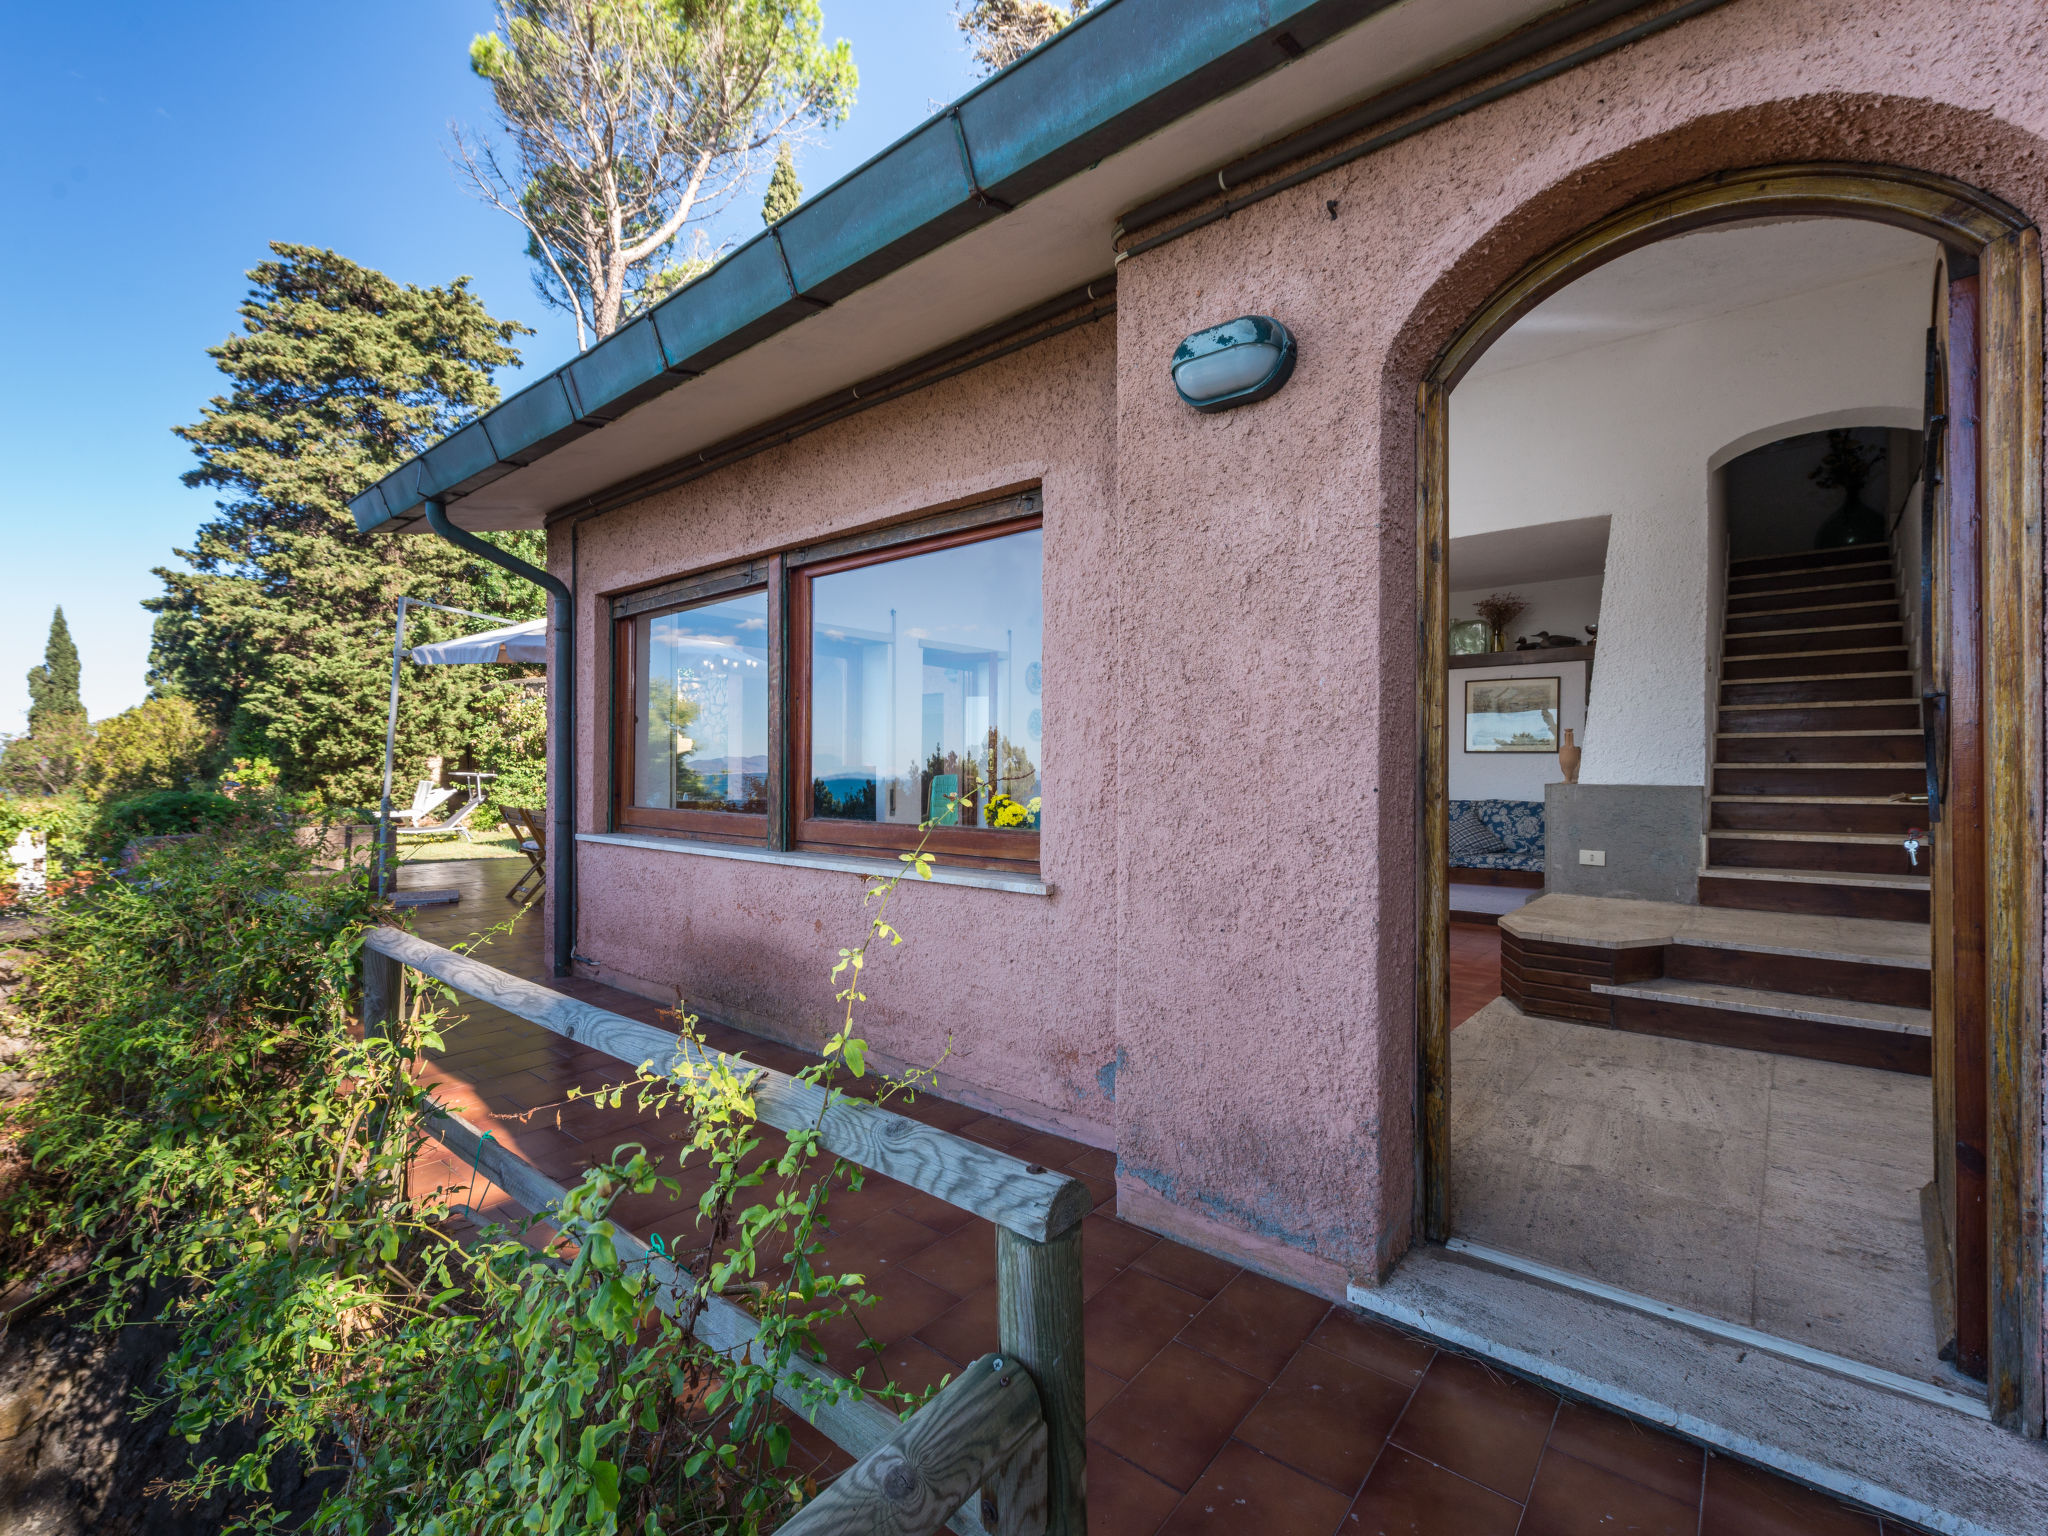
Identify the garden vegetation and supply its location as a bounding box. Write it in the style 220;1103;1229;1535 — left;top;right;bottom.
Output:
0;815;948;1533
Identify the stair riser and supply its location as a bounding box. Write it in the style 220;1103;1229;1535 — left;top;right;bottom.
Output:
1713;766;1923;796
1710;801;1925;834
1728;582;1895;615
1729;563;1891;596
1709;837;1921;876
1716;734;1923;765
1721;649;1909;680
1721;675;1915;706
1663;945;1929;1008
1606;996;1930;1074
1730;546;1900;578
1724;603;1898;635
1721;626;1903;658
1698;874;1930;922
1717;704;1920;733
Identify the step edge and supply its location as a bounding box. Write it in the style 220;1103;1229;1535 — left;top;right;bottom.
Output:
1592;977;1931;1033
1670;934;1931;970
1700;866;1931;889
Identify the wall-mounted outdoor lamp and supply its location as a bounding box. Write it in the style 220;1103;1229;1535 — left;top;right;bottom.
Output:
1171;315;1297;412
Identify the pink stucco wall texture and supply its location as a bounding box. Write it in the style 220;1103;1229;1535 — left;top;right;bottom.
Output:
546;0;2048;1304
555;319;1123;1144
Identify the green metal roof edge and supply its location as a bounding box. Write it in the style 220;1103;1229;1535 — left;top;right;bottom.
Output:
350;0;1406;533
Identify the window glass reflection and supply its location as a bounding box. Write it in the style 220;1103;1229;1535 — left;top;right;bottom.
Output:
808;530;1043;832
634;590;769;813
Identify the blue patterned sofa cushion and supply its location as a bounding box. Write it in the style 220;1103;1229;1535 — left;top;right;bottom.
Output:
1447;798;1545;872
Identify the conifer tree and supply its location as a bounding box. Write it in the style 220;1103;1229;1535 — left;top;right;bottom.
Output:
761;141;802;224
26;607;84;735
147;245;544;806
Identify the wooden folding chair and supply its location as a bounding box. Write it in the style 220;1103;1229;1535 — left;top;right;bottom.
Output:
504;806;545;902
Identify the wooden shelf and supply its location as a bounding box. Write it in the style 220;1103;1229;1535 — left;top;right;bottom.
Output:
1449;644;1595;670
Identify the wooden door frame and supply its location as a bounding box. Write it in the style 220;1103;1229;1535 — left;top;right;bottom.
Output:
1414;163;2044;1433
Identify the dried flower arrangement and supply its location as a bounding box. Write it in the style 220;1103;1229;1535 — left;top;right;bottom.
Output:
1472;591;1527;650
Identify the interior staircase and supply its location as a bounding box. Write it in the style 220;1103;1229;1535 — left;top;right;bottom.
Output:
1501;542;1936;1073
1701;543;1930;921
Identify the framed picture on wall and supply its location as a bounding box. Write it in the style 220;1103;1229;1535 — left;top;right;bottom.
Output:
1464;676;1560;753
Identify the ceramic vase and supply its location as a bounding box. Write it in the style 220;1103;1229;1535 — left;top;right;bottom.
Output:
1558;728;1582;784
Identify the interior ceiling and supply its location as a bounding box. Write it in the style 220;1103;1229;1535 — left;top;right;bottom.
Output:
434;0;1575;529
1450;515;1610;587
1466;218;1940;380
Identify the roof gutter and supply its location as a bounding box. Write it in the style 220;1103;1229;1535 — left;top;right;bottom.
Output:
421;497;578;978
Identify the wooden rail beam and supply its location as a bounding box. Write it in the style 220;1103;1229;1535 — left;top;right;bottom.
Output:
420;1108;995;1536
774;1356;1046;1536
367;925;1090;1243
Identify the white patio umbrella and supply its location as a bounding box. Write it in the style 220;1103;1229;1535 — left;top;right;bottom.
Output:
375;597;535;897
407;618;548;666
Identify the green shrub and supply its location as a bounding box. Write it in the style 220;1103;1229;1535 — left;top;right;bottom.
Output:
0;812;957;1533
82;696;216;800
0;793;97;880
88;788;242;860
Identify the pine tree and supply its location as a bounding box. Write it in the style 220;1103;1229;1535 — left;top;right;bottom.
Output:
761;142;803;225
26;607;84;735
147;244;543;806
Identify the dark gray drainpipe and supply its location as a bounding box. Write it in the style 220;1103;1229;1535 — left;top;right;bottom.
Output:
422;496;576;978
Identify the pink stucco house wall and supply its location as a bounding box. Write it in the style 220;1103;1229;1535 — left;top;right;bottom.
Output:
355;0;2048;1517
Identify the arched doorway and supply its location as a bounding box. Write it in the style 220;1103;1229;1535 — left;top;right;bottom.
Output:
1415;163;2043;1432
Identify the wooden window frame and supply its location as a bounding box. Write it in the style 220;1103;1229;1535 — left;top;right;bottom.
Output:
611;571;772;843
789;513;1044;872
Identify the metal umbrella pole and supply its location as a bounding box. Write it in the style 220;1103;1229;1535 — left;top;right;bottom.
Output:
374;595;519;900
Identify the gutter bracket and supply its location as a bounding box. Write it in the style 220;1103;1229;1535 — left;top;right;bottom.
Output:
950;109;1014;214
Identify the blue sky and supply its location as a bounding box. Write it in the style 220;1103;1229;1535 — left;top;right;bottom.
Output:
0;1;980;729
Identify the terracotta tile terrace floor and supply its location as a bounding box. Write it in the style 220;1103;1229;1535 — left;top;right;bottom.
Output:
394;855;1923;1535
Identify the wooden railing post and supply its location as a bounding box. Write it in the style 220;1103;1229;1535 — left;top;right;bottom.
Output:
993;1224;1085;1536
361;944;402;1144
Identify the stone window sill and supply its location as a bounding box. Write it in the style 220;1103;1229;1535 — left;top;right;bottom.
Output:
575;831;1052;896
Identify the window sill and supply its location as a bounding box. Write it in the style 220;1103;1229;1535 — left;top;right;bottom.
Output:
575;831;1052;896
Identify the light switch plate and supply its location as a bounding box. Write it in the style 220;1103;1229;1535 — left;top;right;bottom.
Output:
1578;849;1606;866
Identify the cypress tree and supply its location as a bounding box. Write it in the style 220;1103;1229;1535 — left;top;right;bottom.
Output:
26;607;84;734
760;142;802;225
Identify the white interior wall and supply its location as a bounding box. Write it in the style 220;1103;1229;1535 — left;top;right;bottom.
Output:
1450;256;1930;785
1448;573;1604;647
1449;659;1589;802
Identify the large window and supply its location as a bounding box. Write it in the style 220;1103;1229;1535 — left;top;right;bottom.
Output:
795;521;1042;864
615;587;769;837
607;498;1045;869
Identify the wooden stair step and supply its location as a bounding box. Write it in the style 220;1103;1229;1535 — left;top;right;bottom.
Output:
1721;651;1909;680
1708;831;1925;876
1714;734;1922;765
1709;796;1927;834
1591;977;1929;1036
1716;705;1920;733
1729;588;1897;617
1665;939;1929;1008
1723;627;1904;658
1591;978;1932;1073
1728;562;1892;595
1721;674;1916;705
1697;866;1930;922
1724;602;1902;633
1728;545;1897;576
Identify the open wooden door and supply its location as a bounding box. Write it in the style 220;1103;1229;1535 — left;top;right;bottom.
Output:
1925;248;1990;1382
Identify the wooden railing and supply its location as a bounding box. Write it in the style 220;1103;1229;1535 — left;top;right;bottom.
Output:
361;927;1088;1536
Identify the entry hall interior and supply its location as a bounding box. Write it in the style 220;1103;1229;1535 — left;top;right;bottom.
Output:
1435;217;1977;1398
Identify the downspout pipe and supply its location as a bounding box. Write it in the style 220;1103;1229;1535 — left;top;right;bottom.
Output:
422;496;577;978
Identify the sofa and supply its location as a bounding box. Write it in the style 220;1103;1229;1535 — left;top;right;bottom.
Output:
1448;798;1546;874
